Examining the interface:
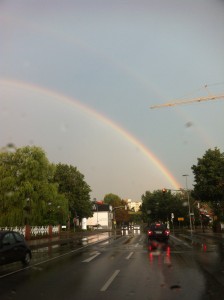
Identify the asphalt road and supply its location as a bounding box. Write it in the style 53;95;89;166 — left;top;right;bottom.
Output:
1;230;224;300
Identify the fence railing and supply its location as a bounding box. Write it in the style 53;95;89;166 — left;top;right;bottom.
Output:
0;225;60;240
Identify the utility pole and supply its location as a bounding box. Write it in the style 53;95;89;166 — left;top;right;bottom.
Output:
182;174;193;236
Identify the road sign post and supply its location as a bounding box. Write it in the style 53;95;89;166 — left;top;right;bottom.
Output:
171;213;175;234
178;217;184;230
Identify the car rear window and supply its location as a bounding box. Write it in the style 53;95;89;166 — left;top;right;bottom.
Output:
150;224;167;230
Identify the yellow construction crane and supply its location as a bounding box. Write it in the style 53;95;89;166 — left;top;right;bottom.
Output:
150;84;224;109
150;94;224;109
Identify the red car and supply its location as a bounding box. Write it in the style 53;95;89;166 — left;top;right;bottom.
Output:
147;223;170;242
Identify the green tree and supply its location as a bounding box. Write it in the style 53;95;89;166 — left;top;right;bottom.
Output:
192;148;224;203
0;146;68;226
141;190;189;226
128;210;142;225
103;193;129;225
191;147;224;227
104;193;122;207
54;164;92;223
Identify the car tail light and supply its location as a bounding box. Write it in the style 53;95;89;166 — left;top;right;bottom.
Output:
148;230;153;236
165;230;170;236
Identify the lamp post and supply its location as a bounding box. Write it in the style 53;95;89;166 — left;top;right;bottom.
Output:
48;202;52;225
182;174;193;236
93;198;100;228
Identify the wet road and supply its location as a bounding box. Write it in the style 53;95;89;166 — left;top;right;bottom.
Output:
1;230;224;300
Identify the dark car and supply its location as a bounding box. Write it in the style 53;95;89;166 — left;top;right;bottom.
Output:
92;224;103;230
121;225;128;230
0;231;32;266
133;224;141;230
147;223;170;242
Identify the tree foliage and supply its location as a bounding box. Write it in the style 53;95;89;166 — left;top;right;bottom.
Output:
54;164;92;221
103;193;129;225
141;190;189;225
191;148;224;203
104;193;122;207
0;146;68;226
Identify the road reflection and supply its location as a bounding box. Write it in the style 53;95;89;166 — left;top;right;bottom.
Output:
80;232;111;245
0;232;113;277
148;241;171;267
121;229;129;236
31;233;113;262
121;229;141;236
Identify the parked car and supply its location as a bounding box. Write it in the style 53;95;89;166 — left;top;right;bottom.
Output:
147;223;170;242
121;225;128;230
0;231;32;266
92;224;103;230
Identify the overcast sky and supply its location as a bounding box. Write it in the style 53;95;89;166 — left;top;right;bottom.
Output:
1;0;224;201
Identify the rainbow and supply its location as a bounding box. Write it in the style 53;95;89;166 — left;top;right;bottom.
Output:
0;78;181;189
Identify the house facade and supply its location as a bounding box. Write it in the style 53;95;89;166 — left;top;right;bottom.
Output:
126;199;142;212
86;203;113;229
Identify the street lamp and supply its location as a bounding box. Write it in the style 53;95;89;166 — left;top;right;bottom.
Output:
48;202;52;225
182;174;193;236
92;198;99;228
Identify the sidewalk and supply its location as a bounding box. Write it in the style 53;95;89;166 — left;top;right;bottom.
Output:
27;230;109;250
194;228;224;239
175;227;224;244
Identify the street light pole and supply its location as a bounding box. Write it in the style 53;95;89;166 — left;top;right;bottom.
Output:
92;198;99;227
182;174;193;236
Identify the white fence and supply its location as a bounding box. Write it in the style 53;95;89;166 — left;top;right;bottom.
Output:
0;226;26;236
0;225;60;239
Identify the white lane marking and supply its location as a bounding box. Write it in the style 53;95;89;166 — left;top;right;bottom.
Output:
100;270;120;292
126;252;134;260
0;237;111;279
82;252;100;263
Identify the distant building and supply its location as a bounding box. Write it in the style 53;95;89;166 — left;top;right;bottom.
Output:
86;203;113;229
126;199;142;212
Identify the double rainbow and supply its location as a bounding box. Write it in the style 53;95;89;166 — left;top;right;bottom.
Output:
0;78;181;190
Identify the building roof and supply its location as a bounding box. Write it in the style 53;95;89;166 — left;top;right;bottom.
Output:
92;203;111;212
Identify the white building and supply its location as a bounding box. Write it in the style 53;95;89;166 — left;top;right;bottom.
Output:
126;199;142;212
86;203;113;229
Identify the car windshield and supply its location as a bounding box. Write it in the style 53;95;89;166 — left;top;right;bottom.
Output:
1;1;224;299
